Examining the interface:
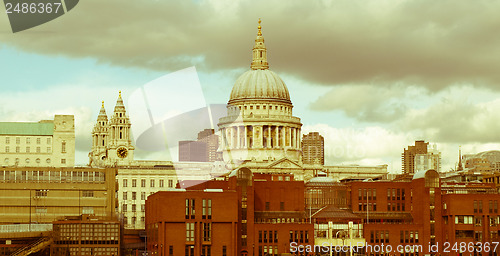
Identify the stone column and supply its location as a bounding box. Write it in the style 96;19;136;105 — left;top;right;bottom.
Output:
236;126;240;149
274;125;280;148
244;125;247;148
281;126;285;148
288;127;292;147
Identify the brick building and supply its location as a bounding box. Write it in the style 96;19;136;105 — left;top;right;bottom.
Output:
145;169;313;256
349;169;500;256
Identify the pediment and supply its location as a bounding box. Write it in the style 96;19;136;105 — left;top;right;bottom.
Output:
266;157;302;169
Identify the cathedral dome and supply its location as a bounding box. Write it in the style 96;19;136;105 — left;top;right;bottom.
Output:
229;69;291;104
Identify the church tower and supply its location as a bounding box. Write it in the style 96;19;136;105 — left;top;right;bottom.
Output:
89;92;135;167
89;101;109;166
107;91;135;166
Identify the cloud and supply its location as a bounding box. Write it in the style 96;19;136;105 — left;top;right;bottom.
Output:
397;95;500;144
302;123;412;171
1;0;500;91
309;84;427;122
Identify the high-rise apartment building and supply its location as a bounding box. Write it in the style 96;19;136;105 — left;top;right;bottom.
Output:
402;140;441;174
302;132;324;165
197;128;219;162
178;140;208;162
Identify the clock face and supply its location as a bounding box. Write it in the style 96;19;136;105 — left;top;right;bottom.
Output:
117;147;128;158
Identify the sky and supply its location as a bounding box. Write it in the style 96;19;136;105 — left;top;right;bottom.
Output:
1;0;500;172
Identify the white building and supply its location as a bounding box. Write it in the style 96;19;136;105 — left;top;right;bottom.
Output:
218;20;303;165
0;115;75;167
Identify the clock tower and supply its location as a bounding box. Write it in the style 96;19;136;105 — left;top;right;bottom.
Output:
107;91;134;166
89;91;135;167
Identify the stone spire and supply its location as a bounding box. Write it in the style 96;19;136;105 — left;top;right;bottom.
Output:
457;146;463;171
113;91;126;113
98;101;107;117
251;18;269;70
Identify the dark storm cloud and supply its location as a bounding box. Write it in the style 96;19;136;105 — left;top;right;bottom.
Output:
1;0;500;91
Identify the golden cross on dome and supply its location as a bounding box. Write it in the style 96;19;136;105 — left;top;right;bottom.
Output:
119;91;122;98
101;101;104;108
257;18;262;36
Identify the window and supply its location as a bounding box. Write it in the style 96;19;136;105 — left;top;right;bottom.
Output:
132;204;136;212
222;246;226;256
160;179;164;187
82;191;94;197
36;147;40;153
150;179;155;187
47;147;51;153
141;204;145;212
16;137;20;144
35;207;47;214
203;199;212;219
35;190;48;197
123;204;128;212
61;141;66;153
123;192;128;200
265;202;270;211
123;179;128;187
203;223;211;241
186;199;195;219
169;246;174;256
5;137;9;144
26;138;30;144
132;217;136;224
141;217;145;223
132;192;136;200
5;146;8;153
82;207;94;214
36;138;40;144
141;192;146;200
141;179;146;187
16;146;19;153
61;159;66;164
132;179;137;187
47;138;51;144
168;180;173;188
186;223;195;241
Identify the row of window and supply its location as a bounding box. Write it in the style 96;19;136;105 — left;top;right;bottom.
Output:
370;230;389;243
185;199;212;219
122;178;174;188
185;222;211;242
0;170;105;182
400;230;419;244
2;157;66;165
183;245;225;256
258;245;278;256
33;189;93;198
388;202;406;212
3;146;51;153
258;230;278;244
3;137;51;145
123;216;144;225
123;191;154;201
358;188;377;201
32;206;94;214
122;204;145;212
288;230;310;244
357;188;407;202
474;200;499;213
